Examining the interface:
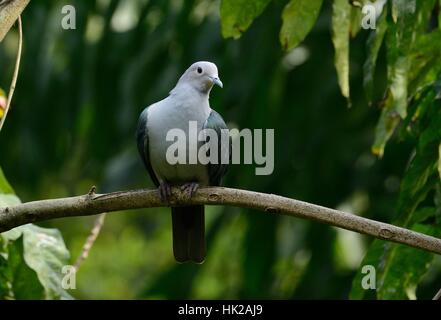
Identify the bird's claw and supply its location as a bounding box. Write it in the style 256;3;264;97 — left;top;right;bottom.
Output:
158;181;172;202
180;182;199;198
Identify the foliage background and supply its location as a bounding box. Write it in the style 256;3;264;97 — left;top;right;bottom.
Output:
0;0;440;299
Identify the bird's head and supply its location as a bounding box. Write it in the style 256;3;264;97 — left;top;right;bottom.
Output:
176;61;223;95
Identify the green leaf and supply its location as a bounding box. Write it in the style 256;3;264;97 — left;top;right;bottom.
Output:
391;0;416;24
399;87;436;141
20;225;73;299
220;0;272;39
355;99;441;299
438;143;441;179
439;0;441;30
279;0;323;51
332;0;351;100
363;8;388;103
349;4;362;38
1;166;73;299
410;207;436;225
0;167;14;195
2;225;73;299
0;167;20;207
371;94;400;157
388;55;409;119
350;238;385;299
394;100;441;226
372;1;437;155
387;0;417;119
408;5;441;95
0;247;12;299
8;236;45;299
350;224;439;299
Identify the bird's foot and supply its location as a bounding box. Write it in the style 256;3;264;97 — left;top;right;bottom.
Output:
158;181;172;202
180;182;199;198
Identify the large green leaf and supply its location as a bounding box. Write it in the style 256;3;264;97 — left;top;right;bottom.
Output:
0;166;73;299
279;0;323;51
220;0;272;39
20;225;73;299
1;225;73;300
331;0;351;100
7;236;45;299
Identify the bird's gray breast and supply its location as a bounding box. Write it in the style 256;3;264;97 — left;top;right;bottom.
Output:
146;96;211;185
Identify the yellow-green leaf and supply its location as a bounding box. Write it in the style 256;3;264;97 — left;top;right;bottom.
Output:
372;94;400;157
332;0;351;100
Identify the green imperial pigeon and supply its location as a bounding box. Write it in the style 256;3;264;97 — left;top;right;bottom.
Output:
136;61;229;263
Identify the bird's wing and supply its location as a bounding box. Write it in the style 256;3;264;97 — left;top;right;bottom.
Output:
202;109;230;186
136;108;160;187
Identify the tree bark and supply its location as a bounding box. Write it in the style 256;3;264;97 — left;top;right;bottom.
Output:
1;186;441;254
0;0;29;42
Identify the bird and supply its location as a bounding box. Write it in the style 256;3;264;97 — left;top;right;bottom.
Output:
136;61;229;263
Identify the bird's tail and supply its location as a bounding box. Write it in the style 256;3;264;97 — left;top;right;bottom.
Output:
171;205;205;263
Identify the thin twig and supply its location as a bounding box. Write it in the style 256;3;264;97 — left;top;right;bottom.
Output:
0;15;22;132
433;287;441;300
74;213;107;272
1;187;441;255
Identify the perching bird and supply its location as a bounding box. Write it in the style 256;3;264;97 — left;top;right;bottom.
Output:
136;61;229;263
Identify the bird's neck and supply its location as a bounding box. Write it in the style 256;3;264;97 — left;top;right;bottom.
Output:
170;81;211;99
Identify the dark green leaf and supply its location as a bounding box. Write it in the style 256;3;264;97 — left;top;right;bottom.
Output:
0;248;11;299
394;100;441;226
350;224;439;299
438;143;441;179
279;0;323;51
8;236;45;299
1;166;72;299
2;225;73;299
220;0;272;39
387;0;417;119
363;7;388;103
410;207;436;225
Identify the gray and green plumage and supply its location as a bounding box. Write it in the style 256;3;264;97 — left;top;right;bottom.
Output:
136;61;228;263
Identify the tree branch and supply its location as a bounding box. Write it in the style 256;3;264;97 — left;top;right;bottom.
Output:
0;0;29;42
1;187;441;254
0;14;22;132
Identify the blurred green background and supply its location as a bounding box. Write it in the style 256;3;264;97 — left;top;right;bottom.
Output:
1;0;440;299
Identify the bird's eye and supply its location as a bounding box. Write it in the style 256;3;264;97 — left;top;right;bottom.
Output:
197;67;203;74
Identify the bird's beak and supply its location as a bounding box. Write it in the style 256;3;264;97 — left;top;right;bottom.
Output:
212;77;223;88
